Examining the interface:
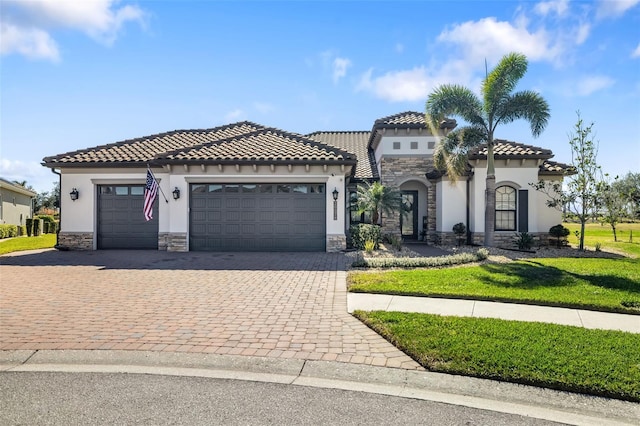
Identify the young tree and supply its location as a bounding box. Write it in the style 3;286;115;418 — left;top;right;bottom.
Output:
532;112;600;250
426;52;550;247
355;181;401;225
597;175;626;242
613;172;640;219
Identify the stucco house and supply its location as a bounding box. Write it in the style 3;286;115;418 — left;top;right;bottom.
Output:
42;111;569;252
0;178;37;227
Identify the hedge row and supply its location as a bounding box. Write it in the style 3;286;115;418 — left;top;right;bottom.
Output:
352;248;489;269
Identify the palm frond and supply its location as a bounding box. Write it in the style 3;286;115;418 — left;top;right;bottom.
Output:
482;52;527;116
426;85;484;127
494;90;550;137
433;126;486;182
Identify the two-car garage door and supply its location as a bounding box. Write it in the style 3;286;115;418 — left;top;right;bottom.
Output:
97;183;327;251
189;183;326;251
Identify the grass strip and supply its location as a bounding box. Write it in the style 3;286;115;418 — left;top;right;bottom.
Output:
349;257;640;314
0;234;57;255
563;222;640;257
354;310;640;402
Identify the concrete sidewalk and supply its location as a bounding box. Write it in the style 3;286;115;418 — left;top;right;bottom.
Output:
348;293;640;334
2;350;638;425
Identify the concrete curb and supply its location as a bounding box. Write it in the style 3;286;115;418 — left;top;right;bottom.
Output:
348;293;640;334
1;350;638;425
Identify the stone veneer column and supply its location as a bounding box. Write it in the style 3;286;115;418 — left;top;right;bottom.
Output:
166;233;188;252
326;234;346;252
379;157;436;238
57;232;94;250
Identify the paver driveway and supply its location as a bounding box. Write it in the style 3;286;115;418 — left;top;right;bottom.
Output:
0;249;420;370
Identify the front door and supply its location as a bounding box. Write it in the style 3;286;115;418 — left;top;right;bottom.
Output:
400;191;418;240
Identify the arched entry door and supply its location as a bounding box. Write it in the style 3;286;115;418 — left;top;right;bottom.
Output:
400;191;418;240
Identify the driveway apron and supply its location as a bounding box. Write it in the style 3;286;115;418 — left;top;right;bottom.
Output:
0;250;420;370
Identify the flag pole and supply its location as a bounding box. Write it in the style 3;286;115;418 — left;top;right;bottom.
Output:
147;165;169;203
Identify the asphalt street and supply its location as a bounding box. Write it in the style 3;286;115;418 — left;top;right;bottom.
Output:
0;372;562;426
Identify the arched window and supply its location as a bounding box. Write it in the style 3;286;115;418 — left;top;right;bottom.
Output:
495;186;516;231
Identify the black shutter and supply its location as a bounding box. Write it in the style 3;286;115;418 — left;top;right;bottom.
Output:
518;190;528;232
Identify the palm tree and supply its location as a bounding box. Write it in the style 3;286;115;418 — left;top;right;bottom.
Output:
355;181;401;225
425;52;550;246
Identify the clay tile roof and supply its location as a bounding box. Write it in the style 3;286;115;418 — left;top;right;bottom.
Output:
539;160;575;175
469;139;553;160
373;111;457;130
307;131;375;180
156;127;357;165
42;122;264;167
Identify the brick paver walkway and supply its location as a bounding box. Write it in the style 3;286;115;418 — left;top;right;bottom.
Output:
0;249;420;370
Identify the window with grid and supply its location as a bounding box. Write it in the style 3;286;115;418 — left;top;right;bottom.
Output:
495;186;516;231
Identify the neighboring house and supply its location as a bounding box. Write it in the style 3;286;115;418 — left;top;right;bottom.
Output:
42;111;569;252
0;178;37;226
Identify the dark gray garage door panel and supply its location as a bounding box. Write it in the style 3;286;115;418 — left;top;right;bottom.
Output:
190;183;325;251
98;185;158;249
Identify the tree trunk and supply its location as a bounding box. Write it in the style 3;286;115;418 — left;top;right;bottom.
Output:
484;141;496;247
613;225;617;242
579;220;586;251
484;175;496;246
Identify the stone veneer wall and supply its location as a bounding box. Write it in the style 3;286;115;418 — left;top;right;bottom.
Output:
158;233;169;251
326;234;346;252
57;232;94;250
166;233;188;252
379;157;436;237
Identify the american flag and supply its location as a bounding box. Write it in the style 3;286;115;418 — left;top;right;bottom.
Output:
143;169;159;221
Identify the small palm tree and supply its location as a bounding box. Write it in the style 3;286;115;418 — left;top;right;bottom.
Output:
426;52;550;247
356;181;401;225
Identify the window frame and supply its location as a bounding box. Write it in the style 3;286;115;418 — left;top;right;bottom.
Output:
495;185;517;231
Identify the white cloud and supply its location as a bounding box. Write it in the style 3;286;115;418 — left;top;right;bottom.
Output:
437;17;563;64
0;158;55;193
574;75;615;96
575;23;591;45
534;0;569;16
356;60;477;103
332;57;351;83
224;109;245;122
0;22;59;61
1;0;144;61
596;0;640;18
632;43;640;58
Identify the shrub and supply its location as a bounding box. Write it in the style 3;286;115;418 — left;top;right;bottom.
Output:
595;242;602;252
350;224;382;250
514;232;535;250
476;247;489;260
549;224;570;248
36;215;56;223
32;219;42;236
25;218;33;237
364;240;375;254
352;251;485;269
452;222;466;246
18;225;27;236
0;225;18;239
384;234;402;251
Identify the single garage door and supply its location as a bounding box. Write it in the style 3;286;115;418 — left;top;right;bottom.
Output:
190;183;326;251
98;185;158;249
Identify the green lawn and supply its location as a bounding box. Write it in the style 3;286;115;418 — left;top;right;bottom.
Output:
0;234;56;255
564;222;640;257
355;311;640;402
349;257;640;313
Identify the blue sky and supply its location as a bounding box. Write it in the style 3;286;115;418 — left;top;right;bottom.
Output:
1;0;639;193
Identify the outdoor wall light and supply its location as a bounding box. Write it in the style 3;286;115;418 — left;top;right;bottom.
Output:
69;188;79;201
332;187;339;201
172;187;181;200
332;187;339;221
